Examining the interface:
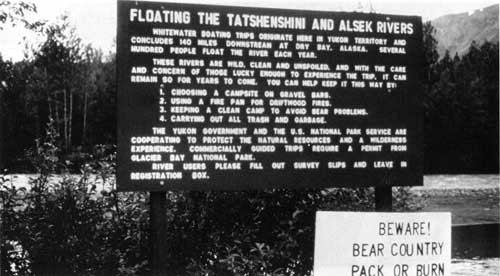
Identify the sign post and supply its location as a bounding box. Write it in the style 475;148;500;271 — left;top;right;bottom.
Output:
375;187;393;211
149;191;168;275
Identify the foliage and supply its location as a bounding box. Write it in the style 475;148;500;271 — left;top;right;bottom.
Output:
0;13;498;275
1;120;150;276
0;0;43;31
1;120;423;275
1;17;116;171
423;40;499;173
1;182;421;275
2;20;499;173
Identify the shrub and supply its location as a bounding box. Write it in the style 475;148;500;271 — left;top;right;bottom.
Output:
1;119;149;276
1;120;423;275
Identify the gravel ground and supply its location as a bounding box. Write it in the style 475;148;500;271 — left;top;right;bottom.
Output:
420;175;499;190
409;175;499;224
452;258;499;276
4;175;499;224
5;174;499;190
5;173;498;224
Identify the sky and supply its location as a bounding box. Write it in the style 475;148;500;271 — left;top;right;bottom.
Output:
0;0;498;61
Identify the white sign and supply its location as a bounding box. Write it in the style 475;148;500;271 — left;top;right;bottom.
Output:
314;211;451;276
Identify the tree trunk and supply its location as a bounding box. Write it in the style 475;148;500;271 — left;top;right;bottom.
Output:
69;87;73;151
45;68;53;120
55;92;60;138
83;88;88;145
0;87;4;170
63;87;68;151
48;96;52;119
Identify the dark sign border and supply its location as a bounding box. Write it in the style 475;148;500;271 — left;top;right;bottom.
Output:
116;1;424;191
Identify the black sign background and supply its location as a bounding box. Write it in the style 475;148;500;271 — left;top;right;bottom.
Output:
117;1;424;191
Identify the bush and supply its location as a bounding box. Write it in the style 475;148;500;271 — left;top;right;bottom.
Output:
1;119;149;275
1;120;423;275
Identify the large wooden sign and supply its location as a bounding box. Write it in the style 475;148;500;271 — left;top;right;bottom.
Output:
117;1;423;191
314;212;451;276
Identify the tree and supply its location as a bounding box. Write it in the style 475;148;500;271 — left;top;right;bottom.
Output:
28;15;109;153
1;0;44;171
0;56;13;169
422;21;439;82
422;32;499;173
0;0;42;30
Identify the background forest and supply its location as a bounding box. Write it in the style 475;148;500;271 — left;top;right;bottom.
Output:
1;14;498;174
0;1;499;276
